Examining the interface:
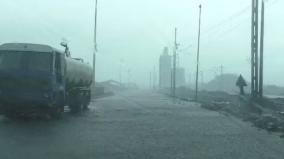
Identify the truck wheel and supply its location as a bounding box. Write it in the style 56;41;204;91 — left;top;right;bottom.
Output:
83;91;91;110
70;104;81;113
70;102;80;113
50;107;63;119
69;94;83;113
50;93;65;118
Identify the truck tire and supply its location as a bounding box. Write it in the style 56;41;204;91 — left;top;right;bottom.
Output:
83;91;91;110
50;107;63;119
50;93;65;118
69;93;83;113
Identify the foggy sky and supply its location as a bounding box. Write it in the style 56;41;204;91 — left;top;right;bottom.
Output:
0;0;283;87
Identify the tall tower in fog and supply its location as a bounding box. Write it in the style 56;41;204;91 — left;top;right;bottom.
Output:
159;47;172;88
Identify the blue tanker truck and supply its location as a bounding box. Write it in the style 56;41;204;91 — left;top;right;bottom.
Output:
0;43;93;118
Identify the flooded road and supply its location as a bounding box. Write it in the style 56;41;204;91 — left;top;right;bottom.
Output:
1;90;284;159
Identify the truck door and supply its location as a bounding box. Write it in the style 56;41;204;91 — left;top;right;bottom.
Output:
55;52;66;85
55;52;66;108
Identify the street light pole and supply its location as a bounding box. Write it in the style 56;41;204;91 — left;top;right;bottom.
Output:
195;4;202;101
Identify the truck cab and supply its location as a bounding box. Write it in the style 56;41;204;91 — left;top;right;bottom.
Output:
0;43;66;117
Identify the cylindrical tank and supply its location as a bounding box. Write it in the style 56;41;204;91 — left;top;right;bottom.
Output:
65;57;93;90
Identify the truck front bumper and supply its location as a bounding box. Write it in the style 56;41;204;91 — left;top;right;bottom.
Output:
0;91;54;111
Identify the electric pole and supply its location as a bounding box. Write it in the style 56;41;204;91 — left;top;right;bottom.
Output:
220;65;224;76
259;0;265;97
195;4;202;101
251;0;265;98
170;70;173;94
251;0;259;98
172;28;178;98
93;0;98;88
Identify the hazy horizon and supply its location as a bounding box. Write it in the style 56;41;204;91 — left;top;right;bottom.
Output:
0;0;283;87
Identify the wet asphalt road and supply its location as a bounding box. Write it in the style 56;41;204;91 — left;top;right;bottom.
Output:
1;90;284;159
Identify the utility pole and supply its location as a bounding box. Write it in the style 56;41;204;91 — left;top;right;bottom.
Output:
172;28;178;98
195;4;202;101
170;70;173;94
251;0;259;98
259;0;265;97
220;65;224;76
93;0;98;89
251;0;265;98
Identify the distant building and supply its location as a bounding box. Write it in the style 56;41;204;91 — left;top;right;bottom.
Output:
159;47;171;88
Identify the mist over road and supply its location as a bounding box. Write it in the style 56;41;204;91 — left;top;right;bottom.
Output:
0;90;284;159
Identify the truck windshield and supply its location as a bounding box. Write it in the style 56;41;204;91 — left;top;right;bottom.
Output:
0;51;52;72
0;52;22;69
27;52;52;72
